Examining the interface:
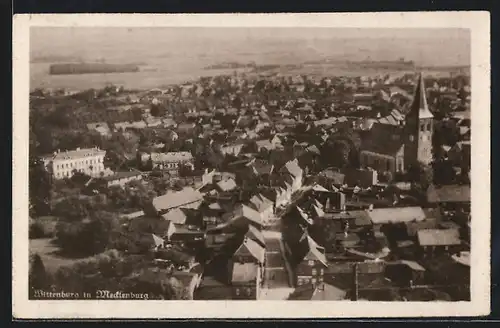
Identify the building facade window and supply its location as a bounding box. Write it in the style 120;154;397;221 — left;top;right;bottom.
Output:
308;260;315;266
312;268;317;275
297;278;303;286
235;288;240;296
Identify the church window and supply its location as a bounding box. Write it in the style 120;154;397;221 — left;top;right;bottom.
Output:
409;135;415;142
420;124;425;132
386;160;391;171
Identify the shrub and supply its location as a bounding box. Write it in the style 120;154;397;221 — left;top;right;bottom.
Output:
29;217;58;239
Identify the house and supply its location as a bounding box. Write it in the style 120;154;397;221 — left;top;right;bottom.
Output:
171;271;203;300
288;282;347;300
366;206;426;226
224;204;263;230
127;216;176;240
147;187;204;216
318;169;346;185
221;142;245;157
255;135;283;152
360;74;434;173
341;168;378;188
294;235;328;287
248;194;274;225
147;152;194;174
155;247;198;270
245;224;266;248
230;237;266;299
216;178;237;192
417;228;462;257
281;159;303;192
177;122;197;134
86;122;111;137
103;171;143;187
427;184;471;206
41;147;107;180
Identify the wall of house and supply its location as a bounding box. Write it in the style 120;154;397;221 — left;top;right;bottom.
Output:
360;151;397;174
51;152;106;179
295;260;325;287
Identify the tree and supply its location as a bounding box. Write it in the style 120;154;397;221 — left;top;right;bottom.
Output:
29;253;50;297
29;156;51;217
150;104;165;117
55;211;120;256
131;107;143;121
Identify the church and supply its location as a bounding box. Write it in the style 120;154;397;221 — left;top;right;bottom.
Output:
359;73;434;174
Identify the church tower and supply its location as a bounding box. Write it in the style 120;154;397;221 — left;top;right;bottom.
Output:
404;73;434;169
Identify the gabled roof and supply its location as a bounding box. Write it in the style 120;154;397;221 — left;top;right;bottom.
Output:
245;224;265;247
312;204;325;218
161;208;188;225
417;228;461;246
296;206;313;225
289;282;347;300
232;204;262;226
234;237;265;263
152;187;203;213
312;183;330;192
249;194;274;212
282;159;303;178
304;236;327;267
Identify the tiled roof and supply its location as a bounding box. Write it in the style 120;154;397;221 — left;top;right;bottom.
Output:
161;208;188;225
289;282;347;300
234;237;265;263
283;159;303;178
245;224;265;247
417;228;461;246
216;178;237;192
103;171;142;181
360;123;404;156
366;206;426;225
304;236;327;267
249;194;273;212
152;187;203;213
232;204;262;226
427;184;471;203
49;147;106;161
150;151;193;163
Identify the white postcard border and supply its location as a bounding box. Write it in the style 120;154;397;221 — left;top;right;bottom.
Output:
13;12;490;319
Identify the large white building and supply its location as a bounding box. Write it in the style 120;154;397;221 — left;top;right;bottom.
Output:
42;147;107;179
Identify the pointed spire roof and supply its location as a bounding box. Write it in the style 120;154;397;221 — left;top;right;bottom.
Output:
411;73;433;119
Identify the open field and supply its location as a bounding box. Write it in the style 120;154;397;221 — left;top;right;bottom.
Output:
29;238;83;273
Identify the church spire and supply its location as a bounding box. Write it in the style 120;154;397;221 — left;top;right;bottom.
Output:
411;73;433;119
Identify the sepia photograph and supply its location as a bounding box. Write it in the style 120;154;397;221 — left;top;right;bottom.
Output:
13;13;490;319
